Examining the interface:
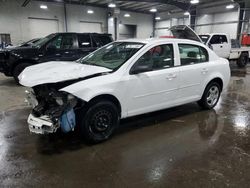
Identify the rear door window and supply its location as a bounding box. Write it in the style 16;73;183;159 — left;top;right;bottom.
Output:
78;34;92;48
178;44;209;66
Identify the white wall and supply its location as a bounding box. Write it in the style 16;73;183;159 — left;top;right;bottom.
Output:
154;5;239;39
0;0;65;44
0;0;153;44
196;11;239;39
119;24;136;39
155;17;189;37
119;11;153;39
66;5;108;33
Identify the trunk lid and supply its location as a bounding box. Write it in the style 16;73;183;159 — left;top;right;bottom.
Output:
170;25;202;42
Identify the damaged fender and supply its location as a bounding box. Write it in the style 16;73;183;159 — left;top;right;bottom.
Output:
60;73;127;118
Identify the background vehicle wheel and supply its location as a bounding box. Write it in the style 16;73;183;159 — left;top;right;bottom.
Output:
198;82;221;110
13;63;31;84
80;100;120;143
237;52;249;68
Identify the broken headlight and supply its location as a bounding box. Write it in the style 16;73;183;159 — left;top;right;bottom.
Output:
67;94;77;107
53;93;77;108
55;97;64;106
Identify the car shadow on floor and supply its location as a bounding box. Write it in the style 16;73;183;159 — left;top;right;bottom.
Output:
36;102;216;155
0;75;17;86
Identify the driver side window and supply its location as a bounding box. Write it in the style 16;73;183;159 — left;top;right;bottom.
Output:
47;35;63;49
46;35;75;50
133;44;174;72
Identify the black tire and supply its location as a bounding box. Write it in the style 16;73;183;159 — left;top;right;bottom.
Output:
236;52;249;68
80;100;120;143
13;63;31;84
198;82;221;110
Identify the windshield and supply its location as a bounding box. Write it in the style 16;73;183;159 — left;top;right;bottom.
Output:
79;42;144;70
199;35;210;44
32;34;56;48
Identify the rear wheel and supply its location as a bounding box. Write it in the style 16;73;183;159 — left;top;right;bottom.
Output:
237;52;249;68
13;63;31;84
80;100;119;143
198;82;221;110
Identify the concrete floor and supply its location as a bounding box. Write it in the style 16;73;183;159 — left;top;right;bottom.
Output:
1;64;250;188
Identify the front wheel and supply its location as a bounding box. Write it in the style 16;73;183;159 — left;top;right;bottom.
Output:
198;82;221;110
80;100;120;143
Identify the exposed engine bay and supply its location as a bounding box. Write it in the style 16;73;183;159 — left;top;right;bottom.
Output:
26;83;80;134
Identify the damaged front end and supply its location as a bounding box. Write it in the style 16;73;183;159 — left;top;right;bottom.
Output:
25;84;79;134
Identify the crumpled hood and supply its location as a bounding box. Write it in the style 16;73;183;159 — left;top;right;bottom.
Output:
19;61;111;87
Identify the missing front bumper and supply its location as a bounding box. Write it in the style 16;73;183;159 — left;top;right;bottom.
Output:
27;114;59;134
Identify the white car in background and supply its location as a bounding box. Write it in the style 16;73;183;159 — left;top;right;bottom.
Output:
199;33;250;68
19;36;230;143
171;25;250;68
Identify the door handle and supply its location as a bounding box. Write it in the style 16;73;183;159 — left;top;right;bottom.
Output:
201;68;208;74
166;74;177;80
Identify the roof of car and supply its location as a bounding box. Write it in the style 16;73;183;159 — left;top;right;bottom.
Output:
52;32;111;35
117;38;203;45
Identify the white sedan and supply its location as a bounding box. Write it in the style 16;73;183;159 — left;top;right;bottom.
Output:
19;37;230;143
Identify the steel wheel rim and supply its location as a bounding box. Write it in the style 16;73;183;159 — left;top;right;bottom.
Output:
206;86;219;106
89;110;112;134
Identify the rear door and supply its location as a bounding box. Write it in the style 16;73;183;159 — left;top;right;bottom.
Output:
41;34;78;62
177;43;210;103
76;34;96;59
208;35;230;58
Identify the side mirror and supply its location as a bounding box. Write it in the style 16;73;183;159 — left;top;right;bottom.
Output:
130;64;152;74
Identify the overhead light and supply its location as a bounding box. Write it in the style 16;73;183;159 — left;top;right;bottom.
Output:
124;13;130;17
87;9;94;14
155;16;161;20
190;0;199;4
226;4;235;9
184;11;190;16
108;3;116;8
150;8;157;12
40;5;48;9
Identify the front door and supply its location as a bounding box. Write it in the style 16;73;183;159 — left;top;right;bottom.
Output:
209;35;230;58
40;34;78;62
127;44;179;117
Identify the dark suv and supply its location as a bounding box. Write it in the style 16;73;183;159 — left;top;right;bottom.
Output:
0;33;113;83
